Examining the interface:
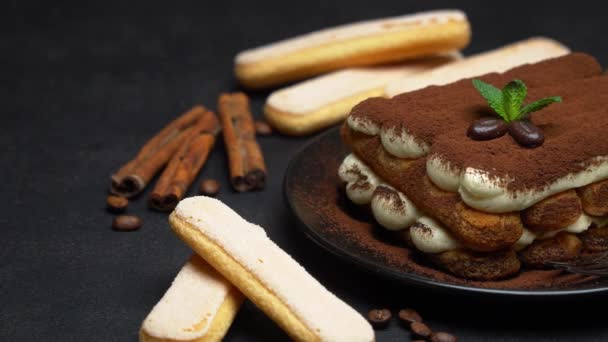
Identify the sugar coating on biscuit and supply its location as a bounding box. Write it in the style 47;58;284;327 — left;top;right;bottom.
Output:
236;10;466;64
175;196;374;342
141;256;233;340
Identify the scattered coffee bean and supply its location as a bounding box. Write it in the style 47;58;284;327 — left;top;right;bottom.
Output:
467;117;508;141
508;120;544;147
430;332;458;342
112;215;142;231
398;308;422;324
367;309;391;329
410;321;432;338
106;195;128;212
200;179;220;196
254;120;273;136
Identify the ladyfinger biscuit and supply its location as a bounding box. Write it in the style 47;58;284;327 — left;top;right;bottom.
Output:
432;249;520;280
520;233;583;268
580;225;608;252
235;10;470;88
577;179;608;216
264;54;460;136
170;197;374;342
385;37;570;96
140;255;243;342
521;190;583;232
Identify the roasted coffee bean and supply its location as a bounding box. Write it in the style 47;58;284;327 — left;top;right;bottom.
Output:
254;120;273;136
398;308;422;324
508;120;544;147
106;195;128;212
200;179;220;196
430;332;458;342
467;117;508;141
367;309;391;329
410;321;432;338
112;215;142;231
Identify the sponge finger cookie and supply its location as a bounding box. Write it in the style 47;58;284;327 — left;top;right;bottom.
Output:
170;197;374;342
264;54;460;136
140;255;243;342
432;249;520;280
578;179;608;216
520;233;583;268
521;190;583;232
235;10;470;88
580;225;608;252
385;37;570;97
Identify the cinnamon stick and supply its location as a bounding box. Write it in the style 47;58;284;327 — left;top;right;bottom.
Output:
111;106;205;197
149;109;220;211
218;92;267;192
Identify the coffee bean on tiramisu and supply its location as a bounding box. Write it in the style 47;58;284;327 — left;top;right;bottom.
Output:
254;120;273;136
106;195;128;212
410;321;432;338
112;215;142;231
200;179;220;196
508;120;544;147
367;309;391;329
398;308;422;324
467;117;508;141
430;332;458;342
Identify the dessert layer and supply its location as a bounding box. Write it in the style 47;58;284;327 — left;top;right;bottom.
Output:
338;148;608;280
338;152;607;255
339;153;460;253
349;53;600;152
347;53;608;212
342;126;608;251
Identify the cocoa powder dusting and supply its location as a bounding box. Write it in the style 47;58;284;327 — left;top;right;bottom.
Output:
352;53;600;143
351;53;608;192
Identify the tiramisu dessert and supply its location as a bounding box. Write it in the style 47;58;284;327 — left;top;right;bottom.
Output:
339;52;608;280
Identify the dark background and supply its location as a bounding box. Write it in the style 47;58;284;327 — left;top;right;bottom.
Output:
2;1;607;341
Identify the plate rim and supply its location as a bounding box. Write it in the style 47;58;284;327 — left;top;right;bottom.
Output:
284;126;608;297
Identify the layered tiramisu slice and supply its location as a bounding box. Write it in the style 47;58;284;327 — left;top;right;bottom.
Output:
339;53;608;280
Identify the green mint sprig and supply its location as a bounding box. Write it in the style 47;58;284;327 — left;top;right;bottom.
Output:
472;79;562;122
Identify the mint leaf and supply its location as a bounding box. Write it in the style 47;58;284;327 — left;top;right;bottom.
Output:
472;79;507;121
502;80;527;122
520;96;562;116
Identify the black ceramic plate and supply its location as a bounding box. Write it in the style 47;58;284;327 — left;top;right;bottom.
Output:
284;127;608;296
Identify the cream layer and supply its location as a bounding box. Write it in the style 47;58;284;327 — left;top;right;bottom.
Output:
427;155;608;213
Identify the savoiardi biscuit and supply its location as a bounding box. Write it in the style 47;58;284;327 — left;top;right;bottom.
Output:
139;255;243;342
235;10;470;88
170;196;374;342
264;54;460;136
385;37;570;97
263;37;569;136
